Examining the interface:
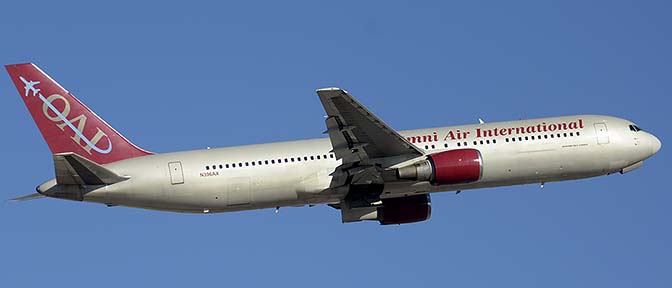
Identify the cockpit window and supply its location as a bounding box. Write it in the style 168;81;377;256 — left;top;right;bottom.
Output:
629;124;642;132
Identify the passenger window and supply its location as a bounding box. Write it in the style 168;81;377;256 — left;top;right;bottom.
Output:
576;132;580;136
265;160;269;165
544;135;548;139
564;133;567;137
226;164;230;168
205;166;209;170
493;139;496;144
569;132;574;136
284;159;288;163
251;162;255;166
506;138;509;142
316;155;321;160
480;140;484;145
219;165;223;169
473;141;477;145
444;143;448;148
297;157;301;162
431;145;435;149
457;142;461;147
245;162;249;166
310;156;314;160
486;140;490;144
525;136;528;141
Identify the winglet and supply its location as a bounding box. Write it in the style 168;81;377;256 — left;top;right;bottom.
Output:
54;152;129;185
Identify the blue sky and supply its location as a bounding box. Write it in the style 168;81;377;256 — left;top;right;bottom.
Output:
1;1;670;287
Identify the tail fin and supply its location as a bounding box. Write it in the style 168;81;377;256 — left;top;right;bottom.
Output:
5;63;152;164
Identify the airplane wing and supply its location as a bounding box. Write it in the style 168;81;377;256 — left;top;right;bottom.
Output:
316;87;423;165
316;88;424;192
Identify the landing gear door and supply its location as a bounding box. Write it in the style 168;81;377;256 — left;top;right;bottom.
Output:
594;123;610;145
168;161;185;185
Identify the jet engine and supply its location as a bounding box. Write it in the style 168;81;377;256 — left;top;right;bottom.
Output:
397;148;482;185
341;194;431;225
378;194;431;225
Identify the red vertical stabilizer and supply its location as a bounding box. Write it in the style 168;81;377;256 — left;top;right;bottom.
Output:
6;63;152;164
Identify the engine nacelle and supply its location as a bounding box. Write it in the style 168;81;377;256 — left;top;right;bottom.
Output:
340;194;432;225
397;148;482;185
378;194;431;225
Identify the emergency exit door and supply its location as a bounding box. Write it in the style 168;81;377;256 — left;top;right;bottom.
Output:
594;123;610;144
168;161;184;184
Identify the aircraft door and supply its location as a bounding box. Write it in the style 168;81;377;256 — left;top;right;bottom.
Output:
168;161;185;184
594;123;610;144
227;177;251;206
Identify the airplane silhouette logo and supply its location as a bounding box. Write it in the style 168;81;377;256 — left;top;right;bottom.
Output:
19;76;40;97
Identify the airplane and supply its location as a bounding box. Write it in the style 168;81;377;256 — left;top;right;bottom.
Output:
19;76;40;97
5;63;662;225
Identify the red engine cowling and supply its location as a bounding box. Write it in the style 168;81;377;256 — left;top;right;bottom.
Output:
397;148;482;185
428;149;482;185
379;194;431;225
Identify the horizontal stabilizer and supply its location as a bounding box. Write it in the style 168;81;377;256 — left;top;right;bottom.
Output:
54;153;129;185
9;193;45;202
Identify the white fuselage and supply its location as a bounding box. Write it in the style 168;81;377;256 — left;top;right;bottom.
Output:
50;114;658;213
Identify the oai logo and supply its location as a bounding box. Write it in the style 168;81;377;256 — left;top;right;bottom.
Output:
20;76;112;154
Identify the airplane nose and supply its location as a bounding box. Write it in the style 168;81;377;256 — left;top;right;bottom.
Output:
651;134;661;155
